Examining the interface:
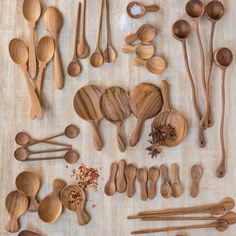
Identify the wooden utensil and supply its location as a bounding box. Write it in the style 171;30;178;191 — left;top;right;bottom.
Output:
77;0;90;59
9;38;43;119
127;1;159;19
116;159;127;193
160;164;172;199
22;0;41;79
67;2;81;77
171;164;183;198
5;190;28;233
74;85;104;151
61;185;91;226
129;83;163;146
104;162;118;196
172;20;206;147
90;0;104;67
104;0;116;63
125;164;137;198
125;24;157;44
15;171;40;212
100;86;130;152
148;166;159;200
136;168;148;201
214;47;233;178
38;179;66;223
191;164;203;198
44;6;64;89
18;230;41;236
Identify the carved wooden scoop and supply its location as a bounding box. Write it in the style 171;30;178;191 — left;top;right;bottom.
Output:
104;162;118;196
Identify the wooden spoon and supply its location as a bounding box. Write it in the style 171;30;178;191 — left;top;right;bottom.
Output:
15;171;40;212
129;83;163;146
125;24;157;44
44;6;64;89
5;190;28;233
74;85;104;151
90;0;104;67
38;179;66;223
125;164;137;198
214;47;233;178
104;162;118;196
148;166;159;200
100;86;131;152
171;164;183;198
22;0;41;79
160;164;172;199
116;159;127;193
61;185;91;226
191;164;203;198
9;38;43;119
18;230;41;236
136;168;148;201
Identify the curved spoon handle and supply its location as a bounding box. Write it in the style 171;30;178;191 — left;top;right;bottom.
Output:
122;44;135;53
29;23;37;79
125;33;137;44
52;179;66;195
130;119;145;146
116;122;126;152
90;121;103;151
28;196;39;212
145;4;159;13
160;80;171;111
126;180;135;198
148;182;157;200
76;208;91;226
96;0;104;49
198;129;206;147
5;218;19;233
35;63;46;96
140;182;148;201
132;57;146;66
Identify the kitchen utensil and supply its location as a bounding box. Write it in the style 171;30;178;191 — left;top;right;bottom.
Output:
61;185;91;226
125;164;137;198
140;215;221;221
127;1;159;19
18;230;41;236
44;6;64;89
129;83;163;146
116;159;127;193
125;24;157;44
136;168;148;201
22;0;41;79
67;2;81;77
73;85;104;151
148;166;159;200
9;38;43;119
214;47;233;178
15;171;40;212
5;190;28;233
90;0;104;67
160;164;172;199
104;162;118;196
171;164;183;198
100;86;130;152
191;164;203;198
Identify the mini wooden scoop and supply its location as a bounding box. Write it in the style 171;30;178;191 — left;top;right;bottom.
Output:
125;164;137;198
5;190;29;233
104;162;118;196
171;164;183;198
160;164;172;199
18;230;41;236
116;159;127;193
148;166;159;200
191;164;203;198
136;168;148;201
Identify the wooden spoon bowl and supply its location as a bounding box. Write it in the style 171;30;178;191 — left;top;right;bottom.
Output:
185;0;204;19
146;56;166;74
172;20;191;41
214;48;233;68
23;0;41;22
205;1;224;21
37;36;54;63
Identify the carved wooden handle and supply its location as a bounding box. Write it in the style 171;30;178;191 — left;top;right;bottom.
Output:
145;4;159;13
29;24;37;79
116;160;127;193
5;217;19;233
125;33;137;45
130;119;144;146
28;197;39;212
76;208;91;226
90;121;103;151
116;122;126;152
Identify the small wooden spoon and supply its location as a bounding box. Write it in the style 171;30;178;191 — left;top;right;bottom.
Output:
15;171;40;212
18;230;41;236
5;190;28;233
38;179;66;223
191;164;203;198
148;166;159;200
136;168;148;201
22;0;41;79
125;24;157;44
160;164;172;199
171;164;183;198
104;162;118;196
214;47;233;178
129;83;163;146
116;159;127;193
61;185;91;226
125;164;137;198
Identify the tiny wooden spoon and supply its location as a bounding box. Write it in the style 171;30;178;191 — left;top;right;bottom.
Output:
136;168;148;201
38;179;66;223
61;185;91;226
5;190;28;233
160;164;172;199
191;164;203;198
104;162;118;196
171;164;183;198
15;171;40;212
148;166;159;200
125;164;137;198
116;159;127;193
18;230;41;236
125;24;157;45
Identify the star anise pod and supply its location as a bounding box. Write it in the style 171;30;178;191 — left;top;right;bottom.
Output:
146;140;161;158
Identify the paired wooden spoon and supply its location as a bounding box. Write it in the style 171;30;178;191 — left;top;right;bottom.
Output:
160;164;172;199
116;159;127;193
136;168;148;201
171;164;183;198
147;166;159;200
125;164;137;198
104;162;118;196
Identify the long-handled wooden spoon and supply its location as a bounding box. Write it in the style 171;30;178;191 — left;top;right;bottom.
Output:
136;168;148;201
160;164;172;199
125;164;137;198
18;230;41;236
148;166;159;200
171;164;183;198
191;164;203;198
116;159;127;193
104;162;118;196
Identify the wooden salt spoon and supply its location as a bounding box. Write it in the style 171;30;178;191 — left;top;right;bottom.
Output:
191;164;203;198
22;0;41;79
148;166;159;200
104;162;118;196
160;164;172;199
5;190;28;233
127;1;159;19
125;24;157;45
90;0;104;67
60;185;91;226
171;164;183;198
116;159;127;193
15;171;40;212
100;86;131;152
18;230;41;236
129;83;163;146
38;179;66;223
77;0;90;59
9;38;43;119
125;164;137;198
74;85;104;151
44;6;64;89
136;168;148;201
214;47;233;178
67;2;81;77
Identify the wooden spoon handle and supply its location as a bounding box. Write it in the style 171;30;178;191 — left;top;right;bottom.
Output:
132;57;146;66
5;217;19;233
122;44;136;53
148;182;157;200
25;156;64;161
125;33;138;44
90;121;103;151
35;63;46;96
81;0;86;39
127;180;135;198
30;147;71;155
52;179;66;195
160;80;171;111
144;4;159;13
130;119;145;146
29;24;37;79
171;163;180;183
116;122;126;152
76;208;91;225
140;182;148;201
28;196;39;212
96;0;104;49
116;160;127;193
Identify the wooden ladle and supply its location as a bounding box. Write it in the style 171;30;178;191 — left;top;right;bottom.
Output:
100;86;131;152
160;164;172;199
129;83;163;146
18;230;41;236
38;179;66;223
125;164;137;198
191;164;203;198
136;168;148;201
171;164;183;198
15;171;40;212
104;162;118;196
148;166;159;200
22;0;41;79
214;47;233;178
5;190;28;233
116;159;127;193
